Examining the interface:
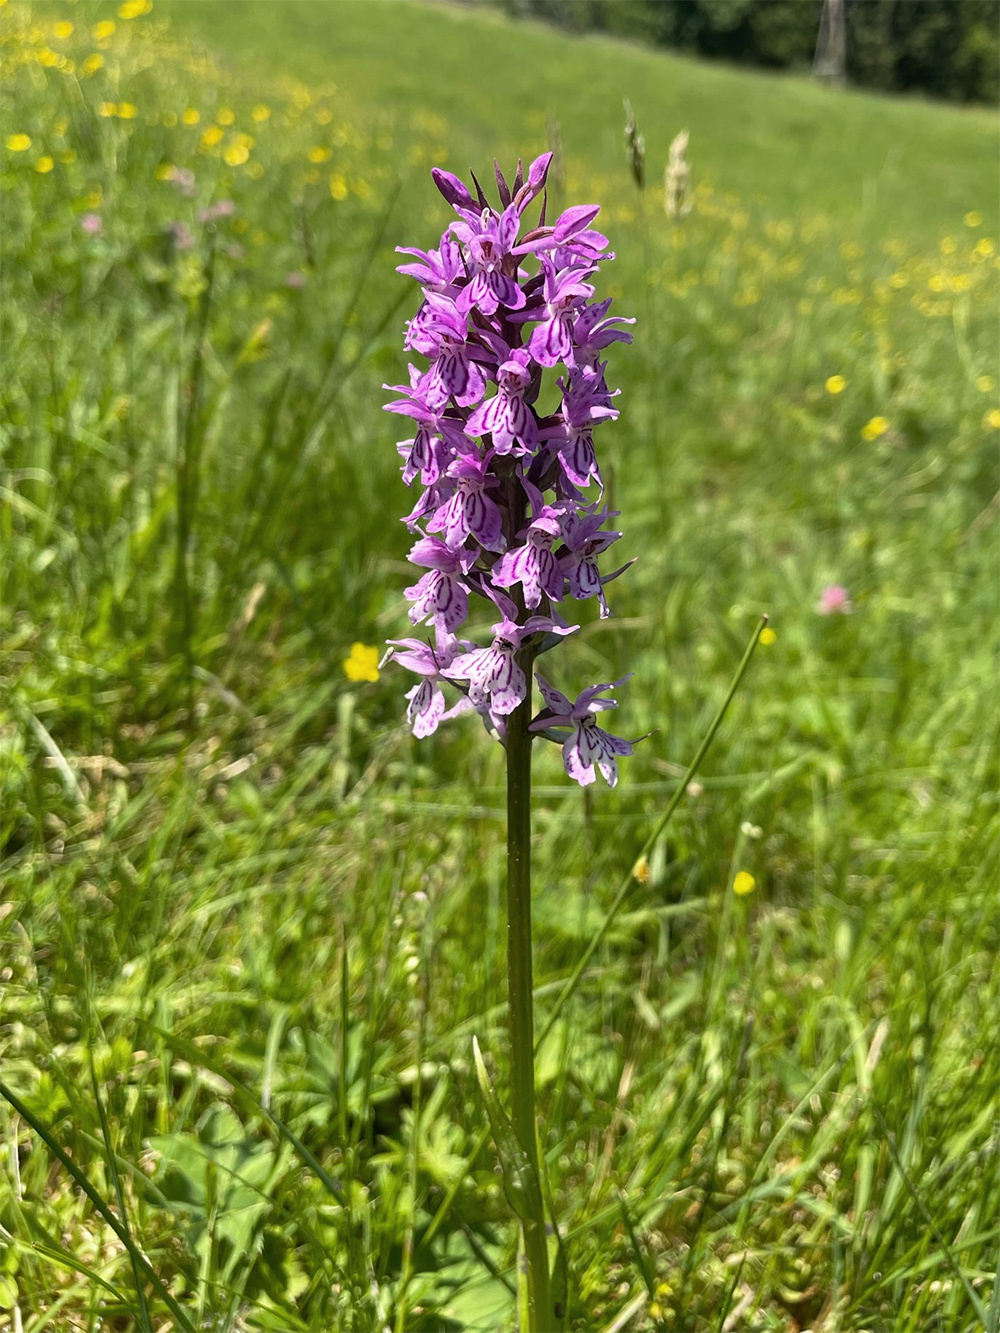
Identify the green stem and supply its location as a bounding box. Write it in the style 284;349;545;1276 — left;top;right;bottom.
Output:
536;615;768;1051
506;680;550;1330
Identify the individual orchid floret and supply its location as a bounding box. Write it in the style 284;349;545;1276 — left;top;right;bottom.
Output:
428;451;504;552
547;369;619;490
530;673;641;787
404;536;477;632
385;371;472;485
526;257;596;367
569;297;635;371
450;616;575;716
452;205;525;315
465;348;538;454
491;486;567;609
395;232;464;292
559;507;623;618
386;631;471;738
406;292;487;408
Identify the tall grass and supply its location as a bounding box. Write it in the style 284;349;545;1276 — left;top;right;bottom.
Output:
1;2;997;1329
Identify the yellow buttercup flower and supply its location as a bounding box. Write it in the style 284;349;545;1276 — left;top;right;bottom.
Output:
182;108;200;126
974;238;995;258
825;374;846;395
223;143;250;166
118;0;153;18
976;375;995;393
53;20;74;38
6;134;31;152
939;235;957;255
733;871;756;896
308;146;331;163
201;125;224;147
97;102;116;118
117;103;137;119
251;104;271;122
35;156;54;173
81;53;104;75
93;20;116;40
632;855;652;884
759;627;776;646
217;108;235;125
344;643;380;683
964;210;983;228
862;415;889;441
985;409;1000;430
329;172;348;200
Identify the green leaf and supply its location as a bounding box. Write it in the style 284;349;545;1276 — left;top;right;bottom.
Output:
471;1036;543;1227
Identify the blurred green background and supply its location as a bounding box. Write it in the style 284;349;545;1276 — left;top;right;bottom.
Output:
1;2;997;1329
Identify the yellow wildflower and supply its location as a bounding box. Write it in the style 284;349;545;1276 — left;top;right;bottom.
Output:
97;102;116;117
118;0;153;18
81;53;104;75
344;643;380;683
200;125;224;148
308;146;331;163
223;143;250;166
948;273;972;292
976;375;995;393
6;133;32;152
927;274;946;292
964;210;983;228
217;108;235;126
117;103;137;119
35;155;54;173
985;409;1000;430
53;20;74;38
93;20;116;40
329;172;348;200
733;871;756;896
251;104;270;122
759;627;776;646
36;48;59;67
974;238;995;258
862;416;889;441
182;108;200;126
825;375;847;395
632;855;652;885
939;236;957;255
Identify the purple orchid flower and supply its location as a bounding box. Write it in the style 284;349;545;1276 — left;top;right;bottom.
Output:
395;232;464;292
404;536;477;632
526;257;596;367
386;631;472;738
530;674;640;787
450;616;574;716
428;451;504;552
384;369;472;486
385;156;639;788
559;507;623;618
543;369;620;489
465;347;538;454
569;298;635;371
491;483;568;609
452;205;525;315
405;292;487;409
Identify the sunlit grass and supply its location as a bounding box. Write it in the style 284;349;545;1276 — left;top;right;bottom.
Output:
1;2;998;1330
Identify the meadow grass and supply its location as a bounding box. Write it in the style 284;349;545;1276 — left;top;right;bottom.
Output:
1;2;998;1329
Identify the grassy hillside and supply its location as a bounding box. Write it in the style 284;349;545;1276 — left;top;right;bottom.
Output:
1;2;997;1330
